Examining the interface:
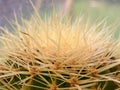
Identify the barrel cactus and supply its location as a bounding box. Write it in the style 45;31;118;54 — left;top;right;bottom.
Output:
0;13;119;90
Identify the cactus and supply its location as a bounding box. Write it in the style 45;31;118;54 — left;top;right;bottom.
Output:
0;13;119;90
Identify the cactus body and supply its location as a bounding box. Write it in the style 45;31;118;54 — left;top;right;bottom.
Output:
0;14;119;90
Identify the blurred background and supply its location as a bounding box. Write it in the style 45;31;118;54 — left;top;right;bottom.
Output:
0;0;120;37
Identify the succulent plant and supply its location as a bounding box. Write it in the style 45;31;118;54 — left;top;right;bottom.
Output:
0;13;119;90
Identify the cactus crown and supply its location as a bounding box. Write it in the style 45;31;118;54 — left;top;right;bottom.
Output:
0;12;119;90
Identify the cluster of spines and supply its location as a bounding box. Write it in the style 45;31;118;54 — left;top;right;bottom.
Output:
0;14;119;90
